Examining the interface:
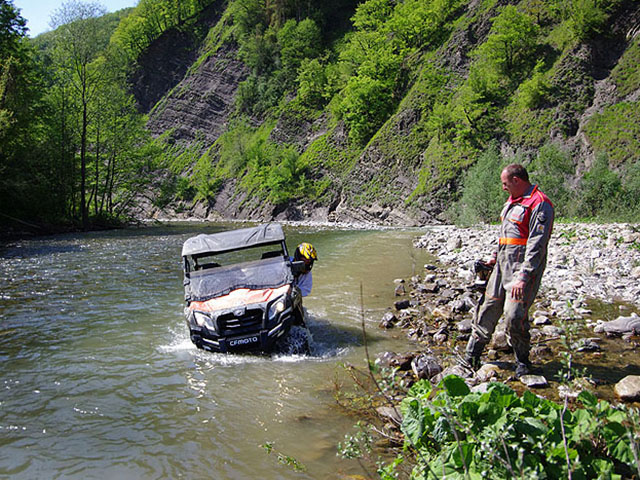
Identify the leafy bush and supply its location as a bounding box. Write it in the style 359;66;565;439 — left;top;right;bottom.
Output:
446;145;506;225
475;5;539;83
529;143;574;217
584;101;640;168
578;153;623;217
396;376;640;479
337;75;394;144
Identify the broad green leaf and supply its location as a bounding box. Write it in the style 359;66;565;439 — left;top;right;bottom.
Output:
441;375;470;397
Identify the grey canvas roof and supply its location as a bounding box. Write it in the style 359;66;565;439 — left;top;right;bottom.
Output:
182;223;285;257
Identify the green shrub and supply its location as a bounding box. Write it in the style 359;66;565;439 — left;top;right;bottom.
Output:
578;153;623;217
529;143;574;217
337;75;394;144
446;144;506;225
393;376;640;479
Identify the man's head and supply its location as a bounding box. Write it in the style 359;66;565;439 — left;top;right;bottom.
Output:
501;164;531;198
294;242;317;272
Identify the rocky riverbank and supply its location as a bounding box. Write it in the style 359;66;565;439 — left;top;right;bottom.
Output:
377;223;640;403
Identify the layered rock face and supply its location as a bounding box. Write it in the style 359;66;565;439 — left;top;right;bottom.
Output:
146;44;248;147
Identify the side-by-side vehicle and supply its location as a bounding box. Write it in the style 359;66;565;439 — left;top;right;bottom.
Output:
182;223;307;353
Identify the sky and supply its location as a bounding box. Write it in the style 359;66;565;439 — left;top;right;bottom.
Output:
14;0;139;37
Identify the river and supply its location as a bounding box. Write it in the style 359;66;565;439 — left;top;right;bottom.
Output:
0;223;432;479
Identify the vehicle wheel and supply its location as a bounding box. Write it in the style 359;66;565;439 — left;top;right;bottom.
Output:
275;326;310;355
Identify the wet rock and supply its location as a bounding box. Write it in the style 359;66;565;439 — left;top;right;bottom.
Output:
394;299;411;310
519;375;549;388
394;283;406;296
476;364;500;382
594;313;640;336
614;375;640;401
573;339;601;352
411;354;443;380
379;312;398;329
375;351;414;370
424;264;437;271
424;273;437;282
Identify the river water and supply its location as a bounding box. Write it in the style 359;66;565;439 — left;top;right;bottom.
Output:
0;223;432;479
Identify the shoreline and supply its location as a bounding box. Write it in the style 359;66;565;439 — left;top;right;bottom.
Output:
377;222;640;401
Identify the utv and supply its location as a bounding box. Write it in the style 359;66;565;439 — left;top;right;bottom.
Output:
182;223;307;353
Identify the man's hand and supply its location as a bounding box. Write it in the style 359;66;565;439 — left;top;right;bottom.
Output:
511;279;526;300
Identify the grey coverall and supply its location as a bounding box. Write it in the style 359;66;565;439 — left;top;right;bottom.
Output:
466;185;554;365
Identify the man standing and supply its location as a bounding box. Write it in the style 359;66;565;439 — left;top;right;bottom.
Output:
464;164;554;378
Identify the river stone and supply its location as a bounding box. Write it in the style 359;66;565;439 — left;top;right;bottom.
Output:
411;354;443;380
394;283;406;296
542;325;564;337
519;375;548;388
375;351;413;370
379;312;398;329
614;375;640;401
394;299;411;310
418;282;439;294
457;317;472;333
490;330;510;351
476;364;500;382
573;339;601;352
596;313;640;336
432;365;472;383
533;315;551;326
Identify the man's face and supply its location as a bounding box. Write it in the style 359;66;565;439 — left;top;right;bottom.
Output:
501;170;521;197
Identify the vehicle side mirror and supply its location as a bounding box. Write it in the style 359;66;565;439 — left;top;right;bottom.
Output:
291;260;306;275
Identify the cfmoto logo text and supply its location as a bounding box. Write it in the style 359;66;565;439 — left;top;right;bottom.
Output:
229;336;259;346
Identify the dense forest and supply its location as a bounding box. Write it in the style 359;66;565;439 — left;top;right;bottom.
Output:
0;0;639;233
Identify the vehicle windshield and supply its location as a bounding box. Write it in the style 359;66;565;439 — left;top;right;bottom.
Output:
185;255;293;302
188;243;286;271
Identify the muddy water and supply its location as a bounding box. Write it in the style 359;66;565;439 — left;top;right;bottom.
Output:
0;223;432;479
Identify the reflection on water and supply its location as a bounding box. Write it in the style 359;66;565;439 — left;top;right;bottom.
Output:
0;223;432;479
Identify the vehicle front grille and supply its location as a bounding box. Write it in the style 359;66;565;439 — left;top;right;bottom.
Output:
218;309;264;336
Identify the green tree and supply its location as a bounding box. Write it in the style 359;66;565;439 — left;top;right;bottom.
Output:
476;5;539;82
50;0;108;229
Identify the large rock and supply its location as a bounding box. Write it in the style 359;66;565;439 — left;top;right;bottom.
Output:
594;314;640;336
614;375;640;401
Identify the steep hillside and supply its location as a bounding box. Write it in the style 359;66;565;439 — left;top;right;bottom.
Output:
137;0;640;225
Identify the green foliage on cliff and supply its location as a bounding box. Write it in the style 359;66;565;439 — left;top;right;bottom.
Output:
1;0;639;229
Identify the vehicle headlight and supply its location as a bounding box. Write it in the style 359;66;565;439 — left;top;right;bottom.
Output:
193;311;215;330
268;299;286;320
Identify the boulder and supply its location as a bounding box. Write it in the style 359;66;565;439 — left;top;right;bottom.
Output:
614;375;640;402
